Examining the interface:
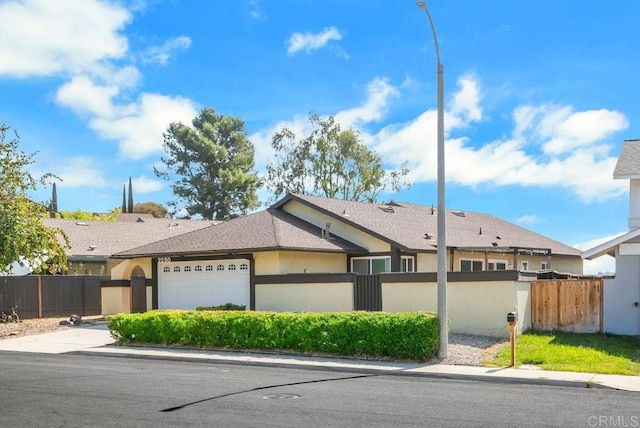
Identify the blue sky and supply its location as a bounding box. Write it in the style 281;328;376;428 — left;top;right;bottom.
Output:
1;0;638;274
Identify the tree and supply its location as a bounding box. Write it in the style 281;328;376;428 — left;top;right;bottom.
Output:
127;177;134;213
60;209;120;222
50;182;58;213
266;112;410;203
0;124;69;274
133;202;168;218
154;108;261;220
121;185;126;213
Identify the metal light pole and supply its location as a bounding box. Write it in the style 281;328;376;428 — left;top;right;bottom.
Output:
416;1;447;358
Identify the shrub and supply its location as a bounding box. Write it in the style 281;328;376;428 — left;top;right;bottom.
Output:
107;310;438;361
195;303;247;311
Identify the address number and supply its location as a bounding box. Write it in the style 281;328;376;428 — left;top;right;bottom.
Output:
158;257;172;263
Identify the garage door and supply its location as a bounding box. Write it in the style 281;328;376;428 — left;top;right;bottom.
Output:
158;259;250;310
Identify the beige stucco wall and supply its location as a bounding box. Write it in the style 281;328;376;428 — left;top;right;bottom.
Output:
101;287;130;315
255;251;346;275
417;253;437;272
110;258;152;280
256;282;353;312
381;279;531;338
450;250;582;275
283;200;390;252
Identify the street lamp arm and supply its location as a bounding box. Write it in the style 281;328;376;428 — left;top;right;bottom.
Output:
416;1;441;67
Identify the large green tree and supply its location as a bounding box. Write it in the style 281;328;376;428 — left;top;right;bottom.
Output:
155;108;261;220
266;112;410;203
133;202;168;218
0;125;69;274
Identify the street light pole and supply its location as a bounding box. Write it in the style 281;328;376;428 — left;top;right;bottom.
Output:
416;1;447;358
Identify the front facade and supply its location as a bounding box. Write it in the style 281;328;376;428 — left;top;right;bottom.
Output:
110;193;583;313
582;139;640;336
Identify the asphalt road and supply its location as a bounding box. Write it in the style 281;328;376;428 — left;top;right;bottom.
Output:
0;352;638;427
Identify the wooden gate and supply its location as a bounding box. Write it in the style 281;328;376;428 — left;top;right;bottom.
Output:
354;275;382;311
531;279;603;333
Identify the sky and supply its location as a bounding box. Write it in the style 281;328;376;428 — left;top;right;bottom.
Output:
1;0;639;275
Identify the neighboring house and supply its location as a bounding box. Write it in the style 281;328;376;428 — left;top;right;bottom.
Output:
582;139;640;336
43;216;215;276
111;193;583;311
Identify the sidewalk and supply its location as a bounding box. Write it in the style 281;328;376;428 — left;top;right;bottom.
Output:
1;324;638;392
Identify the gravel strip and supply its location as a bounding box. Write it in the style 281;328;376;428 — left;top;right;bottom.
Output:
435;334;508;366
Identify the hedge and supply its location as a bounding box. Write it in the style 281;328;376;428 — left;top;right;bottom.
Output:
107;310;439;361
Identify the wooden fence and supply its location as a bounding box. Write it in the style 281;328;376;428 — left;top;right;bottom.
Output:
0;275;107;319
531;279;603;333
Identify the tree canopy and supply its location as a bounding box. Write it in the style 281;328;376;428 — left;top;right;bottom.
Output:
0;125;69;274
154;108;261;220
133;202;168;218
266;112;410;203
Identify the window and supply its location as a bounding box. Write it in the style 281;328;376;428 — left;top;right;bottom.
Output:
488;260;507;271
217;264;224;271
350;256;415;274
461;259;483;272
240;263;248;270
521;261;529;271
228;264;236;271
184;266;191;272
540;262;549;270
163;266;170;273
173;266;181;272
194;265;202;272
401;256;415;273
205;265;213;271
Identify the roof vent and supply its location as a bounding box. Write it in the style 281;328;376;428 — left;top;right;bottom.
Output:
75;222;89;226
136;217;145;223
88;245;97;251
452;211;465;217
496;236;502;240
479;227;483;235
378;205;395;214
431;205;435;215
424;233;434;240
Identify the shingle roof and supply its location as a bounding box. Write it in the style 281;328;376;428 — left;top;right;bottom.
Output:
281;194;580;256
113;209;367;258
613;139;640;179
44;218;215;259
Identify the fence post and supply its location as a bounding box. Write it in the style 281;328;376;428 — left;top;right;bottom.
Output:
37;276;43;318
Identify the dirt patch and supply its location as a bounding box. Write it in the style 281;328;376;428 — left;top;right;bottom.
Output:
0;316;105;340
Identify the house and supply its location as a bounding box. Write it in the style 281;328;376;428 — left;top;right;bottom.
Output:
582;139;640;336
43;216;215;276
110;193;582;312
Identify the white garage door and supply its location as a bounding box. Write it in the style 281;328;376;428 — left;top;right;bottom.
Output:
158;259;250;310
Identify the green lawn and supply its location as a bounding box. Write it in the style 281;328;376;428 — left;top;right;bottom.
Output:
489;331;640;376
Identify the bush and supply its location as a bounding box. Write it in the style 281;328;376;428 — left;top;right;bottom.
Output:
107;310;439;361
196;303;247;311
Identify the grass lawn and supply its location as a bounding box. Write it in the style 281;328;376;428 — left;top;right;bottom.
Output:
490;331;640;376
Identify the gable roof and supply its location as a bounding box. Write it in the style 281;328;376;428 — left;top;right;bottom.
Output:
275;193;581;256
581;229;639;260
113;209;367;258
613;139;640;179
44;218;215;259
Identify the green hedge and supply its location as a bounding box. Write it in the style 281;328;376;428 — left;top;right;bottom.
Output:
107;310;439;361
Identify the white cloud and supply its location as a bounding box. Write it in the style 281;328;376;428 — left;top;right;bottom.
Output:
335;78;400;127
90;93;198;160
55;75;120;117
0;0;130;77
371;73;628;203
53;156;109;188
132;175;164;193
141;36;192;65
286;27;343;56
516;215;539;225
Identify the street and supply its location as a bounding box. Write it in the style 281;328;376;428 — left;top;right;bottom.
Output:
0;352;637;427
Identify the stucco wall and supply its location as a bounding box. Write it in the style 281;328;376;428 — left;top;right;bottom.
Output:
283;200;390;252
450;250;582;275
256;282;353;312
381;279;531;338
604;252;640;335
110;258;152;280
417;253;437;272
101;287;130;315
255;251;346;275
